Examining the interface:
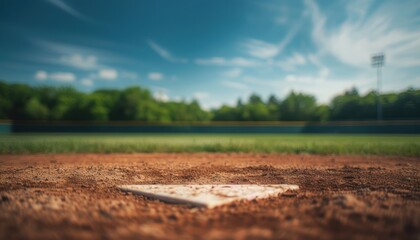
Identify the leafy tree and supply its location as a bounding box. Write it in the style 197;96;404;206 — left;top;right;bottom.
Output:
93;89;120;117
330;88;362;120
394;88;420;119
249;94;263;104
0;81;11;119
0;80;419;122
110;87;149;120
267;95;280;120
73;95;109;121
50;87;82;120
238;95;271;121
24;97;49;120
0;96;11;119
280;91;317;121
7;83;33;120
186;100;211;121
213;105;238;121
313;105;330;122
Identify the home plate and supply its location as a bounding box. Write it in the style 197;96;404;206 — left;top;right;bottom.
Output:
118;184;299;208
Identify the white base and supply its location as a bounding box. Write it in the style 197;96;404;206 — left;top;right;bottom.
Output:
118;184;299;208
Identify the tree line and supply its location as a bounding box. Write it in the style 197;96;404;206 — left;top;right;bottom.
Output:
0;80;419;122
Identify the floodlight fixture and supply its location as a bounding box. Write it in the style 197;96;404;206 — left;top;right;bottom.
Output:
371;53;385;121
371;54;385;68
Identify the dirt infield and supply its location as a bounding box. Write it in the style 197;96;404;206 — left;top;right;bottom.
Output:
0;153;419;239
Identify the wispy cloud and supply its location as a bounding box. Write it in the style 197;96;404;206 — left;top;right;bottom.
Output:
304;0;420;68
243;15;303;59
34;70;76;82
28;39;145;85
243;72;373;103
59;54;99;70
148;72;164;81
222;80;249;90
49;72;76;82
121;71;138;80
195;57;259;67
346;0;373;20
44;0;92;23
243;39;280;59
223;68;242;78
98;69;118;80
276;53;307;71
283;76;370;103
275;15;288;25
153;87;169;102
194;12;303;69
81;78;93;86
34;70;48;81
32;39;141;68
193;91;209;100
148;40;188;63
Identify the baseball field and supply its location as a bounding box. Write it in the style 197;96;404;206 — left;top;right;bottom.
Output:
1;134;419;239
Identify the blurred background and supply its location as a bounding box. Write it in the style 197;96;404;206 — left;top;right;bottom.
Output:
0;0;419;133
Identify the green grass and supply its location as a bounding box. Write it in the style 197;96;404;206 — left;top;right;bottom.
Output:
0;134;419;156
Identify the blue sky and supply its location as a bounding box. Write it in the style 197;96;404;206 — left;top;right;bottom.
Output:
0;0;419;109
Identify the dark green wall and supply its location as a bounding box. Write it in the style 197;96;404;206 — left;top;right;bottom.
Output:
0;123;11;133
5;122;420;134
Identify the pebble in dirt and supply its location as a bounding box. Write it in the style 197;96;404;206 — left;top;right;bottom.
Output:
118;184;299;208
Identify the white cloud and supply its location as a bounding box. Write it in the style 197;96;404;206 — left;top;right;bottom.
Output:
276;53;307;71
148;72;163;81
243;15;303;59
193;91;209;100
305;0;420;68
243;71;374;103
34;70;48;81
60;54;98;70
49;72;76;82
81;78;93;86
196;57;225;65
172;96;182;102
195;57;259;67
222;80;249;90
243;39;280;59
148;40;187;63
34;70;76;82
195;14;303;70
275;16;288;25
307;53;323;67
121;71;138;80
98;69;118;80
153;89;169;102
223;68;242;78
319;67;330;78
32;39;142;72
346;0;373;20
45;0;92;23
282;74;374;103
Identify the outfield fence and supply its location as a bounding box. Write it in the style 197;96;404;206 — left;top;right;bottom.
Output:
1;120;420;134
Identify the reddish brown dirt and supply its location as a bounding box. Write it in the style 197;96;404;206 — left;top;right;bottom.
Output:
0;153;419;240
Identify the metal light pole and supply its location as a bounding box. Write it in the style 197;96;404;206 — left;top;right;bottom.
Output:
371;53;385;121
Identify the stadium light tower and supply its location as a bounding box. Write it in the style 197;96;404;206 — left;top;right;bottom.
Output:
371;53;385;121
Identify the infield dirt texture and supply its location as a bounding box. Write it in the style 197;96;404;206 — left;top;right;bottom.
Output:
0;153;419;239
